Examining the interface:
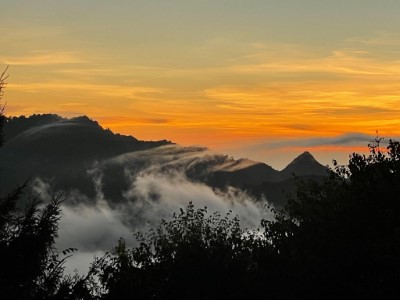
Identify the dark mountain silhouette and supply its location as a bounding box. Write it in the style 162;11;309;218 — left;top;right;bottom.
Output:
0;114;329;207
207;160;283;187
207;153;328;206
202;152;328;205
0;114;171;199
245;174;325;205
4;115;171;159
281;151;328;177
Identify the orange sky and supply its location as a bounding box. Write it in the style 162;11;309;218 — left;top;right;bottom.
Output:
2;1;400;169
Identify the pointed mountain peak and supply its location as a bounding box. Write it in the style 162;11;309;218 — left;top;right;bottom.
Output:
281;151;328;177
293;151;317;162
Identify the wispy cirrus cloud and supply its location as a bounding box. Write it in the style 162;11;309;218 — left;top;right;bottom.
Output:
3;51;86;66
243;133;400;156
265;133;376;149
8;82;165;98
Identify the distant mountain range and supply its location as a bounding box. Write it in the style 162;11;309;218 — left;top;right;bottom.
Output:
0;114;329;207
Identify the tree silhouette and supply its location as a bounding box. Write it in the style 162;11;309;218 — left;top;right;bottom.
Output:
0;66;8;146
94;138;400;300
262;138;400;299
0;68;96;300
92;202;268;300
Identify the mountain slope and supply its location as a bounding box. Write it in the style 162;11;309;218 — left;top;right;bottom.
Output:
281;151;329;178
0;114;329;207
0;114;171;195
207;162;282;188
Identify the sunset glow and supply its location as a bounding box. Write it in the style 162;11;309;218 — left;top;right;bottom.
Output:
2;0;400;168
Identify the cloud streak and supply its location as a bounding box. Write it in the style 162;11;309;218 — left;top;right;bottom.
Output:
4;52;86;66
269;133;375;148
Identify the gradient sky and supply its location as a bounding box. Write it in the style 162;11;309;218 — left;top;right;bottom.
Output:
2;0;400;169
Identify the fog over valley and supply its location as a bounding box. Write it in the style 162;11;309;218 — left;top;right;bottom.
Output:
0;114;330;274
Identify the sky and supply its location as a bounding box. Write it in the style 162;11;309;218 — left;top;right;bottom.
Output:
2;0;400;169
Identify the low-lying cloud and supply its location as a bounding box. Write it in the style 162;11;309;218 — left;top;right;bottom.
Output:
30;145;274;275
255;133;376;150
57;201;133;253
123;171;269;228
56;201;134;275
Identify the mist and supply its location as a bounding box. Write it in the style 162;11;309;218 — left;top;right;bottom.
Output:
32;145;274;275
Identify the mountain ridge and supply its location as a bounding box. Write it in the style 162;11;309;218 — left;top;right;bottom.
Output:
0;114;329;206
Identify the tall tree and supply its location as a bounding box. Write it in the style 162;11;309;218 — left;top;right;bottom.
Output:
0;66;8;146
0;68;95;300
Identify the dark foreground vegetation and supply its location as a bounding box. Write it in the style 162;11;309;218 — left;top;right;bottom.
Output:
1;72;400;299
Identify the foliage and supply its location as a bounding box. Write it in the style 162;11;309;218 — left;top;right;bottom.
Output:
261;138;400;299
95;138;400;299
0;68;96;300
1;193;72;299
0;66;8;146
92;202;267;299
